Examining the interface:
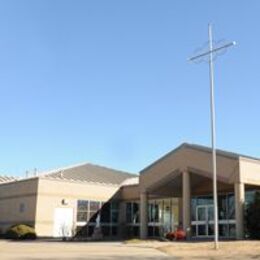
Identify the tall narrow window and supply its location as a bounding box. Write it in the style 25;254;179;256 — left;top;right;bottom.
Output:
77;200;89;222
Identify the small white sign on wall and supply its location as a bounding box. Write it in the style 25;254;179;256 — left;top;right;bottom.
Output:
53;208;74;238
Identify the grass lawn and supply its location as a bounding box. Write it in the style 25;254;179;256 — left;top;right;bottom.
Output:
157;241;260;259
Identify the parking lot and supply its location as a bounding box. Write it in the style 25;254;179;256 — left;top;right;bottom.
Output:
0;240;169;260
1;240;260;259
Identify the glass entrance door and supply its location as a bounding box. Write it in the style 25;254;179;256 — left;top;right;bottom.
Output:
195;205;214;237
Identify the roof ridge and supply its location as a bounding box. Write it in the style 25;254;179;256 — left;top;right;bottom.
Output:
186;143;260;161
39;162;90;177
40;162;135;178
40;162;136;185
86;163;135;176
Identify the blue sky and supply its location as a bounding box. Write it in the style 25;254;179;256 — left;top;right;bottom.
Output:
1;0;260;176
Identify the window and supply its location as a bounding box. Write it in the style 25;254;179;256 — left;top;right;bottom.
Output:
245;191;256;206
148;202;159;223
111;202;119;223
77;200;89;222
101;203;111;223
78;200;88;211
126;203;132;223
76;200;119;238
126;202;139;224
227;194;235;219
191;193;236;238
132;203;139;223
89;201;101;223
90;201;100;211
218;195;227;220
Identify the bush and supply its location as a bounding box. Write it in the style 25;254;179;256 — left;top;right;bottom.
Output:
5;224;37;240
166;231;175;240
246;191;260;239
166;228;186;241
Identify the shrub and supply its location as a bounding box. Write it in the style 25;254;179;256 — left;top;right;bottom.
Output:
166;231;175;240
175;228;186;240
165;228;186;241
245;191;260;239
5;224;37;240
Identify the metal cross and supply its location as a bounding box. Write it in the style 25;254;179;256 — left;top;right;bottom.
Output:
188;24;236;250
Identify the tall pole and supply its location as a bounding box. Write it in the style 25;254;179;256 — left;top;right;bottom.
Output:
189;24;235;250
208;23;219;250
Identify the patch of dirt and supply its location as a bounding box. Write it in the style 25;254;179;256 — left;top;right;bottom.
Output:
157;241;260;260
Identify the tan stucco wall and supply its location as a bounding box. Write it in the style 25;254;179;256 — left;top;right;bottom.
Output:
140;146;239;191
0;178;38;233
120;185;140;201
35;178;121;236
239;157;260;185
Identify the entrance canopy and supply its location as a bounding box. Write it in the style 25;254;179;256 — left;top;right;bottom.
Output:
138;143;260;240
139;143;260;193
144;171;233;198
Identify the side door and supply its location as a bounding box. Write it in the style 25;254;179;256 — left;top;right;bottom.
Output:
53;208;74;238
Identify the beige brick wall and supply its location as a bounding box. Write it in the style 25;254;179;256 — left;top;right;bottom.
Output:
0;178;38;233
120;184;140;201
239;157;260;185
35;178;120;236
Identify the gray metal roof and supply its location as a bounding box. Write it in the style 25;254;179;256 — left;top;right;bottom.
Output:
42;163;136;185
185;143;259;161
0;175;18;184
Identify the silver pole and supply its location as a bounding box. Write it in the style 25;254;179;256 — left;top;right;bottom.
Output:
208;23;219;250
188;24;235;249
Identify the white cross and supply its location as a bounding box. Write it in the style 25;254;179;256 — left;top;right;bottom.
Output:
189;24;236;250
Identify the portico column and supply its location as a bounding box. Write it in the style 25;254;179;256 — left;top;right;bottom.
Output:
178;197;183;226
182;170;191;238
140;192;148;239
235;182;245;239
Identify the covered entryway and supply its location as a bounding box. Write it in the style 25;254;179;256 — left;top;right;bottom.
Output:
138;143;260;240
140;169;236;239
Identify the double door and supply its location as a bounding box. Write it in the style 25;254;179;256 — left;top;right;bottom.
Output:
195;205;214;237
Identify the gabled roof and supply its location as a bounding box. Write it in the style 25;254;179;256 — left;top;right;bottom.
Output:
141;143;259;174
186;143;259;161
0;175;18;184
41;163;136;186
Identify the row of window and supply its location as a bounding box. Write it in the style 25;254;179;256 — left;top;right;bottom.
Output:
76;200;119;237
77;200;119;224
76;191;258;238
191;193;236;222
126;199;178;225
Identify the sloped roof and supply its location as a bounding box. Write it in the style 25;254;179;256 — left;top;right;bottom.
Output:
0;175;18;184
141;142;259;173
187;143;259;161
42;163;136;185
